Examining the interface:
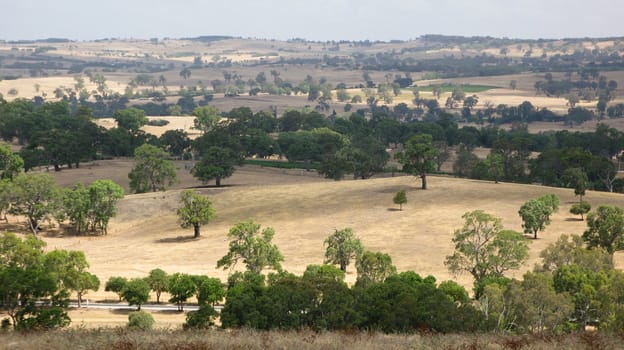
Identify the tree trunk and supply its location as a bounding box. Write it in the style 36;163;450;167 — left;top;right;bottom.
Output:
29;218;39;235
194;224;200;238
156;292;161;304
216;177;221;187
77;293;82;308
421;174;427;190
340;262;347;272
534;231;538;240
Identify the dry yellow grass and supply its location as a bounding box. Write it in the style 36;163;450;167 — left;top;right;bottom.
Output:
10;164;620;307
67;309;185;329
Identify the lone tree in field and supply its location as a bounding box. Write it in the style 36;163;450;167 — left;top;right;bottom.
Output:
570;201;591;221
393;190;407;210
176;190;216;238
519;199;553;239
396;134;439;189
445;210;530;289
583;205;624;255
217;220;284;274
324;228;364;272
128;144;178;193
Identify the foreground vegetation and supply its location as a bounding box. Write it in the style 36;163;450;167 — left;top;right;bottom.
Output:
1;328;623;350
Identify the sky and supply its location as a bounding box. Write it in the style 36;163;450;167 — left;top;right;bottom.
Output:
1;0;622;42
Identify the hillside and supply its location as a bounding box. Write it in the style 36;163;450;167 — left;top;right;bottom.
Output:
36;165;624;296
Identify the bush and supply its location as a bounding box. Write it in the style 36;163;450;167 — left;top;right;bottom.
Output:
127;311;154;330
147;119;170;126
183;305;218;330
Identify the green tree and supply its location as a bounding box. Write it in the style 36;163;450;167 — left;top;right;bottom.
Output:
445;210;530;290
484;152;504;183
355;251;397;286
393;190;407;210
114;108;148;134
146;268;168;304
438;280;470;305
583;205;624;255
10;173;59;234
168;273;196;311
87;179;124;235
128;144;177;193
71;272;99;308
194;276;225;307
324;228;364;272
504;272;574;335
519;199;553;239
192;106;221;134
0;233;71;330
191;146;241;187
570;201;591;221
563;167;589;201
176;189;216;238
538;234;612;273
44;250;99;308
179;67;191;80
553;264;608;330
0;180;14;222
396;134;439;189
0;142;23;180
217;220;284;274
184;305;218;329
159;130;190;159
105;276;128;301
121;278;150;310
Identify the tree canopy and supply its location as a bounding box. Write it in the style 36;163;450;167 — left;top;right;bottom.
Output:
324;228;364;272
176;190;216;238
445;210;530;293
217;220;284;274
128;144;177;193
396;134;439;189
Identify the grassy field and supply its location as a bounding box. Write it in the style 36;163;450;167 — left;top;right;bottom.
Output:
3;163;623;330
1;328;622;350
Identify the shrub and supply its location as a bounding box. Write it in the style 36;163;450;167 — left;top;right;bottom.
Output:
183;305;218;330
147;119;170;126
127;311;154;330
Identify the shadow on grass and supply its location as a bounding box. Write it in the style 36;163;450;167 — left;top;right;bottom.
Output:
154;309;185;315
387;208;402;212
110;309;136;315
565;217;584;222
156;235;200;243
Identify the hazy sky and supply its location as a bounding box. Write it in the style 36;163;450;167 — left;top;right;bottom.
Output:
2;0;622;41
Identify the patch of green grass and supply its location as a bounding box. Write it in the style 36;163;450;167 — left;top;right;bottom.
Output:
244;159;318;170
415;83;499;93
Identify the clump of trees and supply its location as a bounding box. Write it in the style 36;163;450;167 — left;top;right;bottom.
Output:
0;233;98;330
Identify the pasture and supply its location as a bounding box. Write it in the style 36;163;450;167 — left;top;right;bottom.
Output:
2;161;619;328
